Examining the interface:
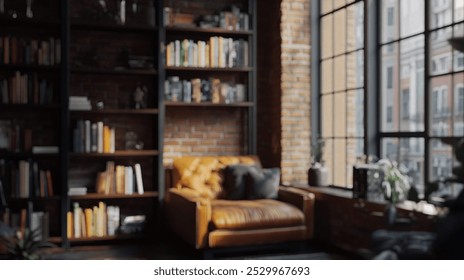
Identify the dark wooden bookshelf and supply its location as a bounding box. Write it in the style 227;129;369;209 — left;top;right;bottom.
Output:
165;66;252;72
0;64;60;72
71;68;157;76
0;17;60;29
165;101;253;107
7;196;61;202
68;234;143;244
69;150;159;158
71;22;157;33
69;191;158;200
70;109;158;115
48;236;63;244
166;26;252;36
0;151;60;159
0;104;61;111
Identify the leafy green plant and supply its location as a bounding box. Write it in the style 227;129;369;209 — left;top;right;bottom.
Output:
377;159;411;203
0;227;56;260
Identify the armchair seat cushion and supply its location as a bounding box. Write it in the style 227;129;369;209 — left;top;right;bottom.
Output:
211;199;305;230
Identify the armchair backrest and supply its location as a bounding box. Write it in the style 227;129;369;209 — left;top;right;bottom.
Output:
170;156;260;199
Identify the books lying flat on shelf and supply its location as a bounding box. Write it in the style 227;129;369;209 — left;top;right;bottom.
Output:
69;96;91;111
68;186;87;196
32;145;59;154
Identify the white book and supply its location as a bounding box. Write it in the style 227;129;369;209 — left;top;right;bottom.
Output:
134;163;144;195
73;202;81;238
97;121;103;153
124;166;134;195
110;127;115;153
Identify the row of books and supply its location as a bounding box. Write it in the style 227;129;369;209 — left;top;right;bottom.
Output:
0;72;54;105
67;201;120;239
73;120;115;154
165;37;249;68
95;161;144;196
2;206;50;241
6;160;54;199
165;76;246;104
0;36;61;66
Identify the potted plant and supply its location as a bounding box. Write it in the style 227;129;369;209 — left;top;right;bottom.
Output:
0;222;56;260
377;159;411;225
307;139;329;187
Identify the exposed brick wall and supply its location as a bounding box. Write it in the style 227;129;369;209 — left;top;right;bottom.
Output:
163;108;245;166
280;0;311;184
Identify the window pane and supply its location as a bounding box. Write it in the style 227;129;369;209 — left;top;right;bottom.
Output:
347;50;364;89
333;139;347;186
430;139;453;182
346;2;364;52
347;89;364;137
321;59;334;94
321;94;333;137
455;0;464;22
430;27;453;76
430;0;453;29
322;139;334;185
430;76;452;136
382;0;399;43
399;138;425;195
400;0;424;38
454;24;464;72
321;0;333;14
347;138;364;187
334;55;346;92
454;74;464;136
333;0;346;10
333;92;346;137
400;35;424;132
381;43;399;132
381;138;399;162
321;15;333;59
333;9;347;56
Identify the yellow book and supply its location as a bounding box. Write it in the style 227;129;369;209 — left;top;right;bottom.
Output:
115;165;125;194
103;125;110;153
67;211;73;238
80;208;86;238
84;208;93;238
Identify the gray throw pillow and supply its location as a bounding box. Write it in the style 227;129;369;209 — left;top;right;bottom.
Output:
223;164;257;200
245;167;280;199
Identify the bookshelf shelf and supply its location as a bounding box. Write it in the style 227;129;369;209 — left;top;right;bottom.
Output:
0;152;60;159
48;236;63;244
71;22;157;33
0;64;60;72
68;234;143;244
0;104;61;111
0;18;60;29
69;191;158;200
166;26;252;37
71;68;157;76
165;66;252;72
69;150;158;158
7;196;61;202
70;109;159;115
165;101;253;107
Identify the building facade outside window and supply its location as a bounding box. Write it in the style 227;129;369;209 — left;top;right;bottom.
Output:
316;0;464;197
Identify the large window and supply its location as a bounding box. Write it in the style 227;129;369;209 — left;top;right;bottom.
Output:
316;0;464;197
320;0;365;187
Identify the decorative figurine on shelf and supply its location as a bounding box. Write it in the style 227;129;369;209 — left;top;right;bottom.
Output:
133;84;147;109
26;0;33;18
125;131;144;150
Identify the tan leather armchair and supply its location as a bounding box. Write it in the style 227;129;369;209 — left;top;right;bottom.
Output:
165;156;315;249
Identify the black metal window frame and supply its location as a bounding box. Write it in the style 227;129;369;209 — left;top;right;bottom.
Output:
312;0;464;194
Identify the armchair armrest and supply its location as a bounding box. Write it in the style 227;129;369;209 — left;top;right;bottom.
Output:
166;188;211;249
278;186;315;239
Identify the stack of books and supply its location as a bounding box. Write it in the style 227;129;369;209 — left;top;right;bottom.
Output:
69;96;91;111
